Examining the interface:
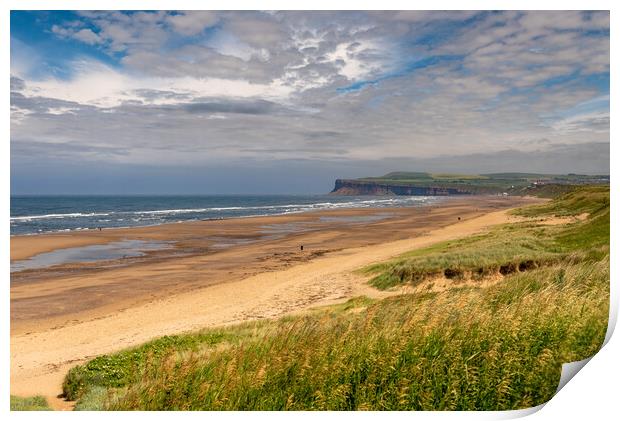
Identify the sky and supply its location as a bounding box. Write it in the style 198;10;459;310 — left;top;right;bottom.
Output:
10;10;610;194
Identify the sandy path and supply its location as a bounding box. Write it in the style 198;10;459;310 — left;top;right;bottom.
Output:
11;208;516;408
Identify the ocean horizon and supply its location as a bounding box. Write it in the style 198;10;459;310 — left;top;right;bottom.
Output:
10;194;441;236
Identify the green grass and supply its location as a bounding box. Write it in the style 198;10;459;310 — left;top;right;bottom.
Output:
519;183;581;198
63;331;235;400
74;386;115;411
62;186;609;411
514;186;609;217
10;395;51;411
431;173;489;180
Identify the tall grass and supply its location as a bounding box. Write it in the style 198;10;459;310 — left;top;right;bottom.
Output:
63;187;609;411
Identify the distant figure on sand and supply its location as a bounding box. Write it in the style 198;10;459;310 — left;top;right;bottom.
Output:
300;245;304;251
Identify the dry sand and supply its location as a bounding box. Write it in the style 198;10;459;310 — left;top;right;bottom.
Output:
9;196;542;409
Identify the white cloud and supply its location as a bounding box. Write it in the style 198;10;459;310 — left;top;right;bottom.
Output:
45;106;80;115
208;30;264;62
19;59;295;108
326;40;392;81
551;110;610;134
166;11;219;36
73;28;101;45
51;25;102;46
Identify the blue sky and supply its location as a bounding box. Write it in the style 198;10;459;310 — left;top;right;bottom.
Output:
11;11;119;78
10;11;609;194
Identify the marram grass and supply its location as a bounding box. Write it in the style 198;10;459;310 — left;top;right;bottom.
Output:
63;187;609;411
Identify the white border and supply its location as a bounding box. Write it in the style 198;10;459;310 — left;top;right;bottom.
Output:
2;1;616;420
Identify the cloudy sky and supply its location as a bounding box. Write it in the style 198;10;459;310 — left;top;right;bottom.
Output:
10;10;609;194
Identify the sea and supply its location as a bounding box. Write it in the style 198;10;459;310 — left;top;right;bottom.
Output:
10;195;442;236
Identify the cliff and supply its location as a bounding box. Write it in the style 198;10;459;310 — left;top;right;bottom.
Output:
329;172;610;196
330;179;474;196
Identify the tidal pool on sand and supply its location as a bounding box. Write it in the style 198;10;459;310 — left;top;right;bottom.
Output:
11;239;173;273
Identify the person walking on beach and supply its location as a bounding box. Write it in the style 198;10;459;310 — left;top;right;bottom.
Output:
300;245;304;251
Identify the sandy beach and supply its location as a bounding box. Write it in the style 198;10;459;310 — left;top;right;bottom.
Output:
10;195;541;408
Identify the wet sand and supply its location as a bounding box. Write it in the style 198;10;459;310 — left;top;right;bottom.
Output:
9;195;542;407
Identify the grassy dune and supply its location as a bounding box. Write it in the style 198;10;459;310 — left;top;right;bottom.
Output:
62;186;609;411
365;186;609;290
